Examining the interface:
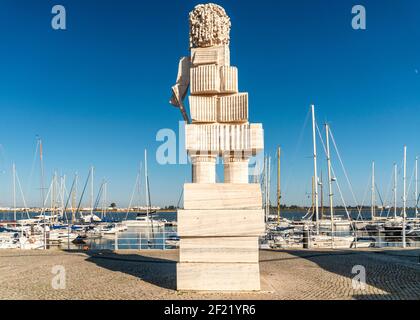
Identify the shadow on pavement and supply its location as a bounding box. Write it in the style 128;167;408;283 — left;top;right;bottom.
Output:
72;250;177;290
263;249;420;300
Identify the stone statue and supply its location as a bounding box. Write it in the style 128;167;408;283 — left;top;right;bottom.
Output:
170;3;265;292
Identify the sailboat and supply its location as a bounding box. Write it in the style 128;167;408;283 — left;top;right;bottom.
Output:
80;167;101;223
308;107;355;248
122;150;165;228
0;161;46;250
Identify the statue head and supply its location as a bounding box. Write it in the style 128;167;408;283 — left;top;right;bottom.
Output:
189;3;231;48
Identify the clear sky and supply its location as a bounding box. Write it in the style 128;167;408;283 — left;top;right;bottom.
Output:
0;0;419;208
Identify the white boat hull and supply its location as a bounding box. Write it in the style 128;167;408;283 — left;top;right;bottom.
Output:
122;220;165;228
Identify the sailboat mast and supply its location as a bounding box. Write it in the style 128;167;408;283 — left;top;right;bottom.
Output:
101;180;107;219
145;150;149;217
311;105;320;229
39;139;45;207
394;163;397;218
320;171;324;220
52;172;55;218
403;146;407;248
12;163;16;221
311;176;315;216
371;161;375;220
52;172;57;222
137;163;142;210
325;124;334;231
61;175;66;219
266;156;269;221
268;156;271;220
90;166;94;215
415;156;418;217
39;138;46;249
277;147;281;225
104;182;108;218
71;173;77;224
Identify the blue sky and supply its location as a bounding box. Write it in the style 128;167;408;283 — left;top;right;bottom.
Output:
0;0;419;208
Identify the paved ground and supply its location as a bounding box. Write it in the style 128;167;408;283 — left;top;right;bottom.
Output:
0;248;419;300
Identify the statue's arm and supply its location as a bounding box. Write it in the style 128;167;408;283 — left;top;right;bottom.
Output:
170;57;191;123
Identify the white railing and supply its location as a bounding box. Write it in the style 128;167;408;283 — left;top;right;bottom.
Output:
110;230;179;250
264;228;420;249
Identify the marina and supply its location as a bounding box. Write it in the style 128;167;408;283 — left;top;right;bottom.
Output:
1;209;419;251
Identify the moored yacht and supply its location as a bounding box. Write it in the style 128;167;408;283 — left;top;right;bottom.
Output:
122;214;165;228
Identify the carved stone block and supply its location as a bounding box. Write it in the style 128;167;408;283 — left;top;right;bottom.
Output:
218;93;248;123
183;183;262;209
189;96;218;123
177;263;261;291
220;66;238;93
190;65;220;94
177;209;265;237
191;45;230;67
179;237;259;263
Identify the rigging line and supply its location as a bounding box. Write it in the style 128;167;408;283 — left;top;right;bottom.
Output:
315;123;351;220
63;178;69;211
125;172;139;221
386;167;395;217
176;186;184;209
62;175;77;224
136;162;143;210
93;180;105;211
15;170;30;219
61;181;69;223
356;177;371;221
331;166;352;221
283;108;311;192
406;164;416;204
75;169;91;219
327;126;362;214
39;179;53;217
375;168;392;218
382;166;395;218
25;140;39;195
375;184;385;209
146;174;156;240
302;189;315;220
302;177;315;220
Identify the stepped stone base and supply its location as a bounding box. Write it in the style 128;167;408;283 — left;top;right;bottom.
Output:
183;183;262;210
180;237;259;263
177;262;261;291
177;209;265;237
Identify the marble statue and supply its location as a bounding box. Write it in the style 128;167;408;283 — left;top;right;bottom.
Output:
170;3;265;291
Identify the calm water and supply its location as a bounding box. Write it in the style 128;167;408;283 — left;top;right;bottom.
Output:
1;209;418;222
0;211;177;222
